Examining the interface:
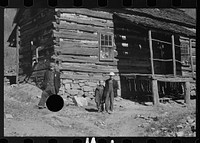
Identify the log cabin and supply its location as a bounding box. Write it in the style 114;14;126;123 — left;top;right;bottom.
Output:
8;8;196;105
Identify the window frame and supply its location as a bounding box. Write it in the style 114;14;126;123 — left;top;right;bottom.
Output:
180;42;190;66
99;32;114;61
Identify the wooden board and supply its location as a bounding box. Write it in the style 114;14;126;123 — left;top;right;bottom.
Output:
61;73;120;81
53;21;114;33
152;77;194;82
55;46;99;56
55;54;150;69
61;64;118;73
58;15;113;28
61;63;150;74
53;30;98;41
59;40;98;48
56;8;113;20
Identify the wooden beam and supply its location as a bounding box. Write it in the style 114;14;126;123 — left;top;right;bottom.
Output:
153;77;194;82
148;30;154;75
55;46;99;56
56;8;113;20
184;81;190;105
59;40;98;48
171;34;176;76
16;26;20;85
189;39;194;78
152;80;159;106
53;21;113;33
53;30;98;41
60;64;118;73
58;15;113;28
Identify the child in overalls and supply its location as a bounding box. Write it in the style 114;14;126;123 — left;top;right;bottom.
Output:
94;80;105;112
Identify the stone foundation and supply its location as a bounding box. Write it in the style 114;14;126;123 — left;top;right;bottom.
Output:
60;78;121;99
60;79;97;99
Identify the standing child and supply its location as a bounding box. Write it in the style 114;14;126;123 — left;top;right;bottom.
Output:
94;80;105;112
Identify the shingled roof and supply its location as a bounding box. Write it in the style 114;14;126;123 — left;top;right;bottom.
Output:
125;8;196;29
115;12;196;38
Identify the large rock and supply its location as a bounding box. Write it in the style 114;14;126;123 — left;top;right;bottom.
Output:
89;91;94;96
73;80;80;84
64;83;71;89
83;86;93;92
186;116;194;124
84;92;90;97
73;96;88;107
63;97;74;105
175;131;185;137
77;90;84;97
63;92;70;97
86;82;97;87
71;83;80;89
63;79;72;84
79;80;87;83
79;82;85;87
66;89;79;96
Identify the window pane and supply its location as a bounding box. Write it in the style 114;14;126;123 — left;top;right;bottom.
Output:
109;41;112;46
192;57;196;65
109;35;112;41
101;40;105;45
105;40;108;45
105;35;108;40
101;34;104;40
192;48;196;56
100;47;112;59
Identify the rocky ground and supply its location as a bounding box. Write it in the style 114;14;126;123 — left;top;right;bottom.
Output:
4;83;196;137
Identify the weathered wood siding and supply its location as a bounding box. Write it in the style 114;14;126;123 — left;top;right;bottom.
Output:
18;8;55;83
53;9;117;80
113;16;151;74
52;9;119;97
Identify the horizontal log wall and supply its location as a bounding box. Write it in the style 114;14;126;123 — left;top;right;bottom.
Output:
54;9;116;75
53;9;121;97
54;8;151;76
18;8;56;86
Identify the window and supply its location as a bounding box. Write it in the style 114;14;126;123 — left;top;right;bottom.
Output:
99;33;114;61
192;56;196;65
180;42;190;66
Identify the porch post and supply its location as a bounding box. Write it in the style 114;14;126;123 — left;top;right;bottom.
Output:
16;26;20;85
184;81;190;105
171;35;176;77
189;39;194;78
148;30;154;76
152;79;159;106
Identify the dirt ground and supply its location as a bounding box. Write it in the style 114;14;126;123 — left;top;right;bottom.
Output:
4;84;196;137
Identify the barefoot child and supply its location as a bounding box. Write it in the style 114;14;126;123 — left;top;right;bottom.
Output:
94;80;105;112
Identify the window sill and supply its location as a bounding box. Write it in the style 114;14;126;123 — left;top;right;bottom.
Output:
99;59;114;62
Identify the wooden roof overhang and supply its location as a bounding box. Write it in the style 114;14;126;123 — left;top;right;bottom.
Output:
125;8;196;29
115;13;196;39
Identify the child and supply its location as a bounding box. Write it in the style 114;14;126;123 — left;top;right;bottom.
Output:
94;80;105;112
